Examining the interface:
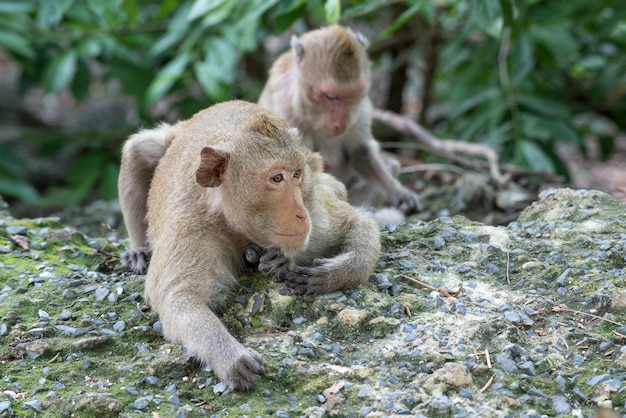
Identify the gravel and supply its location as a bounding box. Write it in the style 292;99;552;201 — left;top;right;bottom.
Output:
0;188;625;416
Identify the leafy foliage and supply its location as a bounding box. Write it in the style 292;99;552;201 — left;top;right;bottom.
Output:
0;0;624;208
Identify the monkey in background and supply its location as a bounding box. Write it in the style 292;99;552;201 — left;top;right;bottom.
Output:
118;101;381;390
258;25;420;214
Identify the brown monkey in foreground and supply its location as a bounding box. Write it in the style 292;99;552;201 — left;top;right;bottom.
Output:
258;25;419;213
118;101;381;390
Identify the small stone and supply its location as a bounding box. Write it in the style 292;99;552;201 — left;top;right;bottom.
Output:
168;395;180;405
337;308;368;326
430;396;451;411
586;374;611;386
213;382;228;395
59;309;73;320
504;311;521;323
0;401;11;413
7;226;28;235
358;384;374;397
572;354;585;367
94;286;109;301
24;400;42;412
458;388;473;400
551;395;571;415
133;397;149;410
528;387;549;398
361;406;375;416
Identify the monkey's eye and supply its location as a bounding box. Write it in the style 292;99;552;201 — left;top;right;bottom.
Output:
324;92;339;101
272;174;284;183
293;169;301;178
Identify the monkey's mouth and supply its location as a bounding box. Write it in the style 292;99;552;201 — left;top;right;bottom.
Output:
270;231;309;247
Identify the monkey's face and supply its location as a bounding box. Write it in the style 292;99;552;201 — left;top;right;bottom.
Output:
307;81;364;137
232;161;311;257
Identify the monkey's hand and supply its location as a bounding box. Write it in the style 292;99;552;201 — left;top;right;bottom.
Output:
283;257;350;295
258;248;292;282
217;347;264;392
121;247;152;275
389;186;421;215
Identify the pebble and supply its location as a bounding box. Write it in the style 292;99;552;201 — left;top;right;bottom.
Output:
6;226;27;235
551;395;571;415
430;396;451;412
358;384;374;397
586;374;611;386
213;382;228;395
133;397;150;410
24;400;42;412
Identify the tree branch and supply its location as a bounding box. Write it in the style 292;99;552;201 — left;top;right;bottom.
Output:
373;108;510;185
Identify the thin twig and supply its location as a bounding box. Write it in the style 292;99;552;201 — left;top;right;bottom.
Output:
505;249;511;285
552;305;624;327
399;274;463;297
479;374;495;393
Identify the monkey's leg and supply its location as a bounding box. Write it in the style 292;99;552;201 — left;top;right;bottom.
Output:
118;129;169;273
152;281;264;391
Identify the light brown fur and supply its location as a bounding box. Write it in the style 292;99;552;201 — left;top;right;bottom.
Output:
258;25;419;213
118;101;380;390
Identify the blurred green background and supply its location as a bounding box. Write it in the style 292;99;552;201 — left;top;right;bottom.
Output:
0;0;624;216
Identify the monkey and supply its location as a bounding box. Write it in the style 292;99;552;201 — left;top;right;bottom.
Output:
118;123;176;274
118;100;381;391
258;25;420;214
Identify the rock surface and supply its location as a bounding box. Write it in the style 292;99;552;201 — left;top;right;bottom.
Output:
0;188;625;417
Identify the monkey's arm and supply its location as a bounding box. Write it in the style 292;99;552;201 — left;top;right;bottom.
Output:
262;191;381;295
147;242;264;391
351;138;420;214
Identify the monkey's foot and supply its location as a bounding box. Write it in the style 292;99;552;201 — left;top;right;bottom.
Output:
121;248;151;275
218;349;264;391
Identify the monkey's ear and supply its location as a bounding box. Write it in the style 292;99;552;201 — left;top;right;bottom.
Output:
196;147;229;188
354;31;369;48
291;35;305;64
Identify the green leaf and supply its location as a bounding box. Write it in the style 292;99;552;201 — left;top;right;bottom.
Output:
144;53;192;108
149;1;193;57
194;62;230;101
201;0;236;27
0;178;39;203
324;0;341;24
201;37;238;83
517;94;571;119
188;0;227;21
0;1;36;14
71;58;90;100
344;0;388;19
122;0;138;24
518;141;555;173
42;49;77;93
0;31;35;59
498;0;515;29
36;0;75;27
380;1;426;38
